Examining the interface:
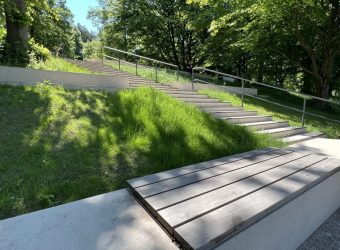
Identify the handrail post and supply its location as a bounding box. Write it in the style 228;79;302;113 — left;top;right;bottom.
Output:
155;66;158;83
135;59;138;76
191;68;194;91
301;97;307;126
101;46;104;63
176;67;179;82
118;53;121;70
241;80;245;107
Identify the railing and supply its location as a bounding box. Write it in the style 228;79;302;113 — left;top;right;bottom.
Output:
102;46;179;83
192;67;340;127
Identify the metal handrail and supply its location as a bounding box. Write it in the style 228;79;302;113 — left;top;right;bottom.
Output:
103;46;179;82
192;67;340;126
193;67;340;105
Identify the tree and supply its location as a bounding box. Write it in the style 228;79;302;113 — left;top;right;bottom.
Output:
0;0;51;65
31;0;75;57
89;0;210;70
77;23;95;43
192;0;340;100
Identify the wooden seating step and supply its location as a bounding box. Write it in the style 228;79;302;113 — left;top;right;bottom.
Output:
128;148;340;249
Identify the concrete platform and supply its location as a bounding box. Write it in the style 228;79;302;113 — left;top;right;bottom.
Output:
0;189;178;250
288;138;340;159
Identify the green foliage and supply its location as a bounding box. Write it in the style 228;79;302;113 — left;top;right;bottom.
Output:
28;39;50;62
0;85;282;219
31;0;76;58
89;0;210;70
191;0;340;99
1;42;30;66
83;40;102;59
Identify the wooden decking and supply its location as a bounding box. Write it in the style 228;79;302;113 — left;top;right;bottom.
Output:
128;148;340;249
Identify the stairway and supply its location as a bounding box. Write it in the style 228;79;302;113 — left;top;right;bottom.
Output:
68;59;325;143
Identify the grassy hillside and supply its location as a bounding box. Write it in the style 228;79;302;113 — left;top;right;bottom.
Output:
199;88;340;139
0;85;283;219
31;57;93;74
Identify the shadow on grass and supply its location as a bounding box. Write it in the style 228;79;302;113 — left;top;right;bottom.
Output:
0;85;280;219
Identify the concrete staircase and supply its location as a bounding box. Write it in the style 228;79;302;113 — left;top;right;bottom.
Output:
68;59;325;143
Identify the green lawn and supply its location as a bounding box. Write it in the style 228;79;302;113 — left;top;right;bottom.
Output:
199;88;340;139
31;56;93;74
0;84;283;220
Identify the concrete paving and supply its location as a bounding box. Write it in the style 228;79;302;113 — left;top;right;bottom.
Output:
288;138;340;159
0;189;178;250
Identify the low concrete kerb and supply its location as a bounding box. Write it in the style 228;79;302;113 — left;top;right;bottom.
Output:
0;66;129;92
0;189;178;250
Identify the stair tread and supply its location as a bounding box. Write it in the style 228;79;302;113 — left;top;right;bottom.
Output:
258;126;306;134
210;110;256;113
282;132;326;143
241;121;289;126
226;115;272;119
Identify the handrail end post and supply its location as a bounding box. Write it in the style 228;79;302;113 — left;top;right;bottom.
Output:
301;97;307;127
241;80;245;107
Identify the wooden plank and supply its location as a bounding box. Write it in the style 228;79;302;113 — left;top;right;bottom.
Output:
127;148;277;188
174;157;340;250
157;154;326;232
144;151;308;211
136;149;293;198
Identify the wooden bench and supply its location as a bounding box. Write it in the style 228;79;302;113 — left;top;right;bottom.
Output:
128;148;340;249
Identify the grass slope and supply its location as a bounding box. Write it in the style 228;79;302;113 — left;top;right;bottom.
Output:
31;56;93;74
199;88;340;139
0;85;283;219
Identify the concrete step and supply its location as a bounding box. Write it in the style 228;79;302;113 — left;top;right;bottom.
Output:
85;66;114;71
129;80;159;85
164;90;199;95
258;126;307;138
129;83;172;88
169;94;209;98
194;102;232;108
241;121;290;131
212;111;258;118
202;106;244;112
178;98;221;103
129;84;177;90
226;115;273;124
282;132;326;143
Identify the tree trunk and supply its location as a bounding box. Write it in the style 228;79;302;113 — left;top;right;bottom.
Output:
315;77;331;110
3;0;30;66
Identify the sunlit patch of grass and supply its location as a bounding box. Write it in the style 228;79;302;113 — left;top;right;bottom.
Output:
31;56;93;74
0;84;283;219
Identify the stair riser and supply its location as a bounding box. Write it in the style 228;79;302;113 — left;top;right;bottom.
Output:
129;85;176;90
202;107;244;112
244;122;290;131
212;111;257;118
262;128;308;138
169;94;209;98
164;91;199;95
228;116;273;124
129;82;161;85
130;83;170;89
282;133;326;143
179;98;220;103
195;103;232;108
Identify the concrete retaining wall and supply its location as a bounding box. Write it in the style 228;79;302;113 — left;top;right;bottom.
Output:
169;82;258;95
216;170;340;250
0;66;128;92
